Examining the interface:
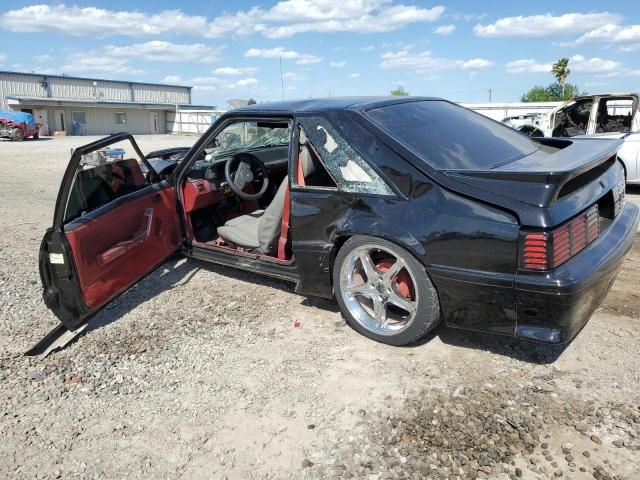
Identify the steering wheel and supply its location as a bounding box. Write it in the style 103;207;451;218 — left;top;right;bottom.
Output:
224;153;269;200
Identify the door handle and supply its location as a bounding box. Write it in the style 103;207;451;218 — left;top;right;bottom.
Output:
97;209;153;266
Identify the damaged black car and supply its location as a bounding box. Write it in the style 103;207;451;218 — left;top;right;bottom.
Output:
34;97;639;354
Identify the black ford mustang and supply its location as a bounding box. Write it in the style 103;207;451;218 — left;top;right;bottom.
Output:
33;97;639;354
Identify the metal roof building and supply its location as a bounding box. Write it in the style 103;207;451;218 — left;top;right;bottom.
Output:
0;71;212;135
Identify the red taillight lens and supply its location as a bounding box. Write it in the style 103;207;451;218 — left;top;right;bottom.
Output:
523;233;548;270
522;205;599;271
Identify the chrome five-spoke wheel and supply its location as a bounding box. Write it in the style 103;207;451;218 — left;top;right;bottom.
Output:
334;236;440;346
340;244;418;335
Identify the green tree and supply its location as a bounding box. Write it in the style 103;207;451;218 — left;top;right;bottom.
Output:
390;86;409;96
521;85;551;102
521;82;585;102
546;82;583;100
551;58;571;98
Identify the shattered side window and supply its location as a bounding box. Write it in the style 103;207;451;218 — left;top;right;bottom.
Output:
298;117;393;195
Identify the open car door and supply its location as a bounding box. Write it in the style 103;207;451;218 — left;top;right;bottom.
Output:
30;133;182;355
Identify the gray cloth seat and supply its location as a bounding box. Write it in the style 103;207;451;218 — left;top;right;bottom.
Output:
217;180;287;253
217;132;318;255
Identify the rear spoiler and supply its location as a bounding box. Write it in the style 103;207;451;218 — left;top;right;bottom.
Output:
443;137;623;208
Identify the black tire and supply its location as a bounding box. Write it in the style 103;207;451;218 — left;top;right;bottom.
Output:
333;235;440;346
11;128;24;142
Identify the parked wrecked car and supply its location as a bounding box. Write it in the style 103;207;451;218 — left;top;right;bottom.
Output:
502;114;545;138
535;93;640;183
33;97;638;355
0;110;40;141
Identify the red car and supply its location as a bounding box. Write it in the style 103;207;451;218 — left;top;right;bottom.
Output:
0;110;40;141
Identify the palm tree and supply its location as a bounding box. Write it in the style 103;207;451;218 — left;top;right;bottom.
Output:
551;58;571;99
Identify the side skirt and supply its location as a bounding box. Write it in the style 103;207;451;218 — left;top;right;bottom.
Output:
188;244;300;285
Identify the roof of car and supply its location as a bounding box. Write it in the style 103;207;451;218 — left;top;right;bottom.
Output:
228;96;441;114
574;92;639;100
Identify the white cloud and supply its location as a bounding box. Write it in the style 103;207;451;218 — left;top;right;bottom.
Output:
361;45;376;52
213;66;258;76
104;41;222;63
450;12;487;22
33;54;51;63
245;47;322;64
474;12;620;38
461;58;494;70
58;53;143;76
206;1;444;38
283;72;304;80
41;41;222;80
330;61;346;68
434;24;455;35
1;5;207;37
570;23;640;51
162;75;184;84
380;49;493;73
570;55;621;74
191;76;259;91
349;73;360;78
0;52;6;63
505;59;552;74
506;54;622;76
2;1;445;41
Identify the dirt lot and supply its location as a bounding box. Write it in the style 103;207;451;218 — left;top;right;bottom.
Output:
0;135;639;480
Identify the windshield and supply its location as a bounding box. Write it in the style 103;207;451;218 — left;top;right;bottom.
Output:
204;121;291;159
366;100;540;170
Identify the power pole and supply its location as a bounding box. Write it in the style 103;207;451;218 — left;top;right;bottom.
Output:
279;56;285;101
488;88;492;102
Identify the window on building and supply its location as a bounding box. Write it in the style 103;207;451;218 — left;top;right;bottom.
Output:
114;112;127;125
72;111;87;125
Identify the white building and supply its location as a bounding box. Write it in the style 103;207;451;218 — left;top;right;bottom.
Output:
0;71;214;135
462;101;563;122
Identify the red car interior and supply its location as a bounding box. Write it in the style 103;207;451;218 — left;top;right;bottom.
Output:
66;186;181;309
182;179;224;213
181;174;294;261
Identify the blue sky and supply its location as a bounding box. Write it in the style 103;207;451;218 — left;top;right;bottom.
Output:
1;1;639;107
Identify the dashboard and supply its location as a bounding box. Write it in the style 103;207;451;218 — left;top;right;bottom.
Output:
183;146;290;213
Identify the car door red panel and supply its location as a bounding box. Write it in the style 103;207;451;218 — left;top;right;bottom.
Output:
65;185;181;308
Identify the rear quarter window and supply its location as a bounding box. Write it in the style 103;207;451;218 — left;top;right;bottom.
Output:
366;100;539;170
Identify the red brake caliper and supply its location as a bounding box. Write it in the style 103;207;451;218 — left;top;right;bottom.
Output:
375;259;414;300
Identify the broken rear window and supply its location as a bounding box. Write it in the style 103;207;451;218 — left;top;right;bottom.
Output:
366;100;540;170
298;116;393;195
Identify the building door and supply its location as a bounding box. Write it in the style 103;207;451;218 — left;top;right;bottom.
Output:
54;109;66;133
34;109;49;136
150;112;159;134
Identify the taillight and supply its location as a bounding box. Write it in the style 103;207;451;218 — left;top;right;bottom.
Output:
613;175;625;217
523;233;548;270
522;205;599;271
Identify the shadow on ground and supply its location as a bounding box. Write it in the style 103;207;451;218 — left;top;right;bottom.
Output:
50;256;566;364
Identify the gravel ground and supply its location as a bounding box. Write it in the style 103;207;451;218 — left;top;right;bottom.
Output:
0;135;639;480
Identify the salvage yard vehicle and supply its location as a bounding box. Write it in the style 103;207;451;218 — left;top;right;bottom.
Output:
0;110;40;141
501;113;545;138
537;93;640;183
32;97;639;355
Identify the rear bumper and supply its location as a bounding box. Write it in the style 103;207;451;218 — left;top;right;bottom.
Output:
514;201;639;343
